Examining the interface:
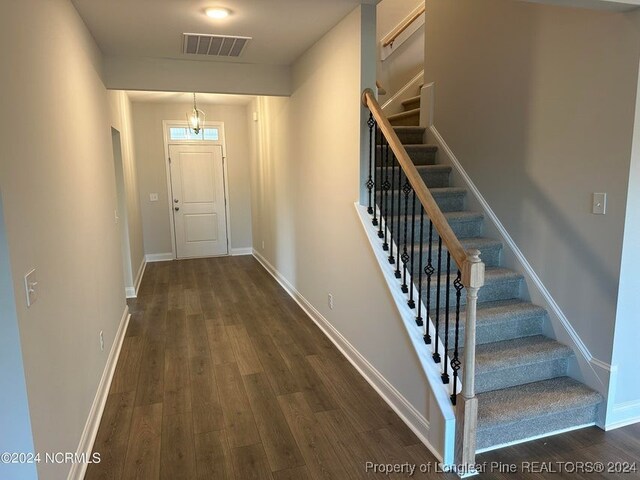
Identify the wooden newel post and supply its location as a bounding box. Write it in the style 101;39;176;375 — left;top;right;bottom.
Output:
455;249;485;471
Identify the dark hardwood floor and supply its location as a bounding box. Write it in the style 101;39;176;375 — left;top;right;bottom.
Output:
86;256;640;479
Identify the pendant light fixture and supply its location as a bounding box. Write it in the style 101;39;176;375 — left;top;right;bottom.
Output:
187;93;205;135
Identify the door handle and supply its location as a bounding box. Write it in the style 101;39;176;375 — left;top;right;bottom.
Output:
174;199;179;203
175;207;180;211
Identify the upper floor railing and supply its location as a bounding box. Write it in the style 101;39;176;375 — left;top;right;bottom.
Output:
381;4;426;48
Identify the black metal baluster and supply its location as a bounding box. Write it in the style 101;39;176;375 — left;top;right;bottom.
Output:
401;179;411;293
423;221;434;344
442;252;451;384
372;125;379;227
377;136;385;238
416;207;424;326
395;167;403;279
383;144;391;252
407;191;416;309
388;151;396;265
451;271;463;405
367;113;375;216
380;140;388;242
433;236;442;363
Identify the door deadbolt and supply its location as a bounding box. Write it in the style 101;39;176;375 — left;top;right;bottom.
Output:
174;199;179;203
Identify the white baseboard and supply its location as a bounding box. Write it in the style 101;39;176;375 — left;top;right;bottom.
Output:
125;259;147;298
252;248;441;462
68;306;130;480
605;399;640;430
133;258;146;295
231;247;253;256
145;253;174;262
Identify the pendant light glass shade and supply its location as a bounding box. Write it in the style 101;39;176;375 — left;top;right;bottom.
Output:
187;93;206;135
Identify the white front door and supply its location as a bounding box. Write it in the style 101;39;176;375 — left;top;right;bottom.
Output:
169;144;228;259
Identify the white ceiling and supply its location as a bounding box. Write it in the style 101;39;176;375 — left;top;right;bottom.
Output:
71;0;369;66
126;91;254;105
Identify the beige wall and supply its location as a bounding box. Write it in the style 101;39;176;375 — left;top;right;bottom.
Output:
105;56;292;97
249;5;451;458
0;0;131;478
132;102;253;256
424;0;640;364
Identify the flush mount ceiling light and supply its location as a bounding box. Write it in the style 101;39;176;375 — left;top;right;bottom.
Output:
187;93;205;135
205;7;231;19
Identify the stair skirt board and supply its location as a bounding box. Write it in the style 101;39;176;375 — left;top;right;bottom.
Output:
476;422;595;454
426;124;611;419
252;247;451;466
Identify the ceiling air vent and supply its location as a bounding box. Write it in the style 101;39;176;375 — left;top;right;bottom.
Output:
183;33;251;57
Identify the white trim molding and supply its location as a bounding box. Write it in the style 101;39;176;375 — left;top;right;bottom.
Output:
252;248;444;464
145;253;174;262
68;306;130;480
606;399;640;430
126;258;147;298
231;247;253;256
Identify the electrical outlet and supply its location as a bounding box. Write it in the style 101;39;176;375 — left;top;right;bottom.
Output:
149;193;159;202
262;240;265;250
592;193;607;215
99;331;104;351
328;294;334;310
114;209;119;224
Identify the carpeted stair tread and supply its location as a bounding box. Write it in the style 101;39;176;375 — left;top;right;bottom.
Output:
378;187;465;213
477;377;602;429
429;187;467;196
443;211;483;222
387;211;484;239
446;299;546;329
375;164;451;188
474;335;573;375
390;107;421;118
409;237;502;268
423;267;523;306
387;210;484;224
376;144;438;165
401;95;420;110
389;108;421;121
401;95;421;110
392;126;425;144
441;299;546;345
429;267;522;290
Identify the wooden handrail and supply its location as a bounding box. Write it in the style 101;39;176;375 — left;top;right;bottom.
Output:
376;80;387;96
382;5;426;48
362;88;468;272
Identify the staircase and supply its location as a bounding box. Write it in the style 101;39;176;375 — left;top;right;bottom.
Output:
383;92;603;451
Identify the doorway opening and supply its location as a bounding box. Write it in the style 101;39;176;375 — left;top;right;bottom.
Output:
111;128;135;296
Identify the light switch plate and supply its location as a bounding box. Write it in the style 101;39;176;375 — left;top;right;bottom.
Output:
24;268;38;307
149;193;159;202
592;193;607;215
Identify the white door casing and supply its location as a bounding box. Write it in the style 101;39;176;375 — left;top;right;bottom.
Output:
169;144;228;258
